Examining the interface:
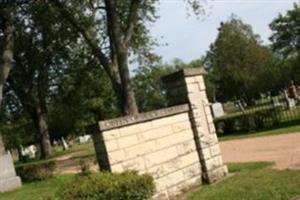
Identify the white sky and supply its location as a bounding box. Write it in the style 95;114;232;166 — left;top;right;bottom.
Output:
149;0;299;63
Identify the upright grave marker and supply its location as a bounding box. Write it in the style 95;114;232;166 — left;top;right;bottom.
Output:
0;135;22;193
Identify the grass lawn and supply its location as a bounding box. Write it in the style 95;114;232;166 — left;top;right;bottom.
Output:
187;162;300;200
1;162;300;200
0;175;74;200
219;124;300;141
52;142;95;159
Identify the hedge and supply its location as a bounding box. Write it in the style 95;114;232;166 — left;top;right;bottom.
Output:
56;171;155;200
215;108;280;135
16;160;56;182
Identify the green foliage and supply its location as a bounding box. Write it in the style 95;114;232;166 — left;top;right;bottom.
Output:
56;171;155;200
270;3;300;57
133;59;204;111
215;108;278;135
270;3;300;84
16;160;57;182
206;16;274;102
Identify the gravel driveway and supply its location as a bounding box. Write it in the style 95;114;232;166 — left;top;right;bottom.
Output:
220;132;300;169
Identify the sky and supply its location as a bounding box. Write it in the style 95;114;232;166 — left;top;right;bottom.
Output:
149;0;299;63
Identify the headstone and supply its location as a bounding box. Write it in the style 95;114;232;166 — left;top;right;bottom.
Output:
271;97;281;108
61;137;69;150
284;90;296;109
79;135;91;144
0;136;22;193
21;145;38;159
211;103;225;118
236;100;245;113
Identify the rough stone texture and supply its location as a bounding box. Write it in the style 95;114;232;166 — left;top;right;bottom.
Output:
0;153;22;193
90;106;202;199
98;104;189;131
91;68;227;199
162;68;228;184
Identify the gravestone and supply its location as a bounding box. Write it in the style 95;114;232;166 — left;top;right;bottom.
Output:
211;103;225;118
61;137;69;150
0;135;22;193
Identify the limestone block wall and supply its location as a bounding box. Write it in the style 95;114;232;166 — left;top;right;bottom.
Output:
90;68;227;200
90;104;202;199
162;68;228;183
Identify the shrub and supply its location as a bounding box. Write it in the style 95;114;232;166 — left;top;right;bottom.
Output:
16;160;56;182
79;158;92;175
215;108;278;135
56;171;155;200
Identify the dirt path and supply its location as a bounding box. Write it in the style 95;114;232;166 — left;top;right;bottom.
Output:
55;152;98;173
220;132;300;169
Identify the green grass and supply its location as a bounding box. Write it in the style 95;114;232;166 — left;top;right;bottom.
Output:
14;142;96;168
187;162;300;200
2;162;300;200
0;175;74;200
52;142;95;159
219;123;300;141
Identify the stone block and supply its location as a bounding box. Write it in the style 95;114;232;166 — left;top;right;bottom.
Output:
0;153;22;193
176;140;197;156
0;176;22;193
119;121;152;138
120;157;146;172
156;129;194;150
108;150;125;165
144;147;178;169
123;140;156;159
102;129;120;141
205;165;228;184
0;154;17;180
110;163;124;173
117;134;139;149
205;156;222;172
210;144;221;157
172;121;192;133
182;162;202;180
201;147;211;160
140;126;173;142
156;170;184;190
152;190;169;200
152;113;189;128
105;140;119;152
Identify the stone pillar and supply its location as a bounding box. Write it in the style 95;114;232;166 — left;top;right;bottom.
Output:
162;68;228;183
0;135;22;193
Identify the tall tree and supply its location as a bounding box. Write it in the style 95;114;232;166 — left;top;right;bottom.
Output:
48;0;154;115
6;2;76;158
0;6;14;153
270;3;300;83
48;0;203;115
270;3;300;58
205;16;272;103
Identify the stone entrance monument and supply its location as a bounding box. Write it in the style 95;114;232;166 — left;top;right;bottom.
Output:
0;135;22;193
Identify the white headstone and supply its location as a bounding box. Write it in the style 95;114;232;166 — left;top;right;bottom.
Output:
79;135;91;144
61;137;69;150
211;103;225;118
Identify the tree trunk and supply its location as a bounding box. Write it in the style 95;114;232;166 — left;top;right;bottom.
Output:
32;104;52;159
117;49;138;115
0;9;14;155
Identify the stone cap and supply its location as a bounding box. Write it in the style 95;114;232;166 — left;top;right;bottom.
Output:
161;68;207;83
89;104;189;132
